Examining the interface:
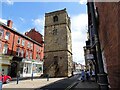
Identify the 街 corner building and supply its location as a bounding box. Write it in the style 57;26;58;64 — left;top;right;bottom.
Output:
0;20;44;77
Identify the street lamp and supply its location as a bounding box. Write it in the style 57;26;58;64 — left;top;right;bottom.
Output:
88;1;109;89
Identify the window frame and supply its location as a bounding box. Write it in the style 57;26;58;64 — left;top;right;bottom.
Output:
5;31;10;40
53;16;58;22
0;29;4;39
16;47;21;57
2;44;8;54
22;39;25;46
17;37;21;44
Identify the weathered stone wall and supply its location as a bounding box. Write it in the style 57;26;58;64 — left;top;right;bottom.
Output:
44;51;69;77
44;9;73;77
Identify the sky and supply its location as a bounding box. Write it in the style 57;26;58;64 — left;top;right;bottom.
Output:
0;0;88;65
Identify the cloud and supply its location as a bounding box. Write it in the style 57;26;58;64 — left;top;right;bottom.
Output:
5;0;14;5
0;18;7;24
32;17;44;35
71;13;88;65
19;17;25;23
79;0;87;4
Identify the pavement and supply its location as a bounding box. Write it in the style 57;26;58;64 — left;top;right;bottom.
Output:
2;78;66;90
2;75;99;90
66;76;99;90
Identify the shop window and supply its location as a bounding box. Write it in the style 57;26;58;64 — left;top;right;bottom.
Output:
17;37;21;44
5;32;10;40
53;16;58;22
0;29;4;38
23;63;31;74
2;44;8;54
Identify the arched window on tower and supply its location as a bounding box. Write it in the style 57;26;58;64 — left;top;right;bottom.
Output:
53;16;58;22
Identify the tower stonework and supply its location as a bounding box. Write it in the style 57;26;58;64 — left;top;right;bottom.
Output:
44;9;73;77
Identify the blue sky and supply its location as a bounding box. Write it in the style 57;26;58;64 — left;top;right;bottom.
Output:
0;1;88;65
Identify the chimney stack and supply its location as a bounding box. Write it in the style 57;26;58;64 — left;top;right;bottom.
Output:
7;20;13;28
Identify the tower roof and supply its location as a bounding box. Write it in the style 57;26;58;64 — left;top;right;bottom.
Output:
45;8;67;17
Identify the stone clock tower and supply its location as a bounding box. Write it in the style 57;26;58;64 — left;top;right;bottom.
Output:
44;8;73;77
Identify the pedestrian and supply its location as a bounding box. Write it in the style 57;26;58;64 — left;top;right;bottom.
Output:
81;70;85;82
91;70;95;81
86;70;90;81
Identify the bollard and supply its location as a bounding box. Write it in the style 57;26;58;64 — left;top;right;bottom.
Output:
46;74;49;81
31;73;33;81
17;71;20;84
0;81;2;90
16;76;19;84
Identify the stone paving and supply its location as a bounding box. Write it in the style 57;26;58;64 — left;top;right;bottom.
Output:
2;78;66;90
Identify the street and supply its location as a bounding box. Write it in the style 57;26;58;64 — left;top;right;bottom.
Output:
2;74;99;90
36;75;80;90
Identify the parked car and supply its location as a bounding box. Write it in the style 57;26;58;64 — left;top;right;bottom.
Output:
0;75;12;83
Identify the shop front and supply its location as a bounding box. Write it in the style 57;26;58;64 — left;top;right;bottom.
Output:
0;54;13;75
20;59;43;77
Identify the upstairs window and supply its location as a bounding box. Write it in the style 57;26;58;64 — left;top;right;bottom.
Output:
0;29;4;38
5;32;10;40
30;51;32;59
27;42;30;48
53;16;58;22
30;43;33;49
26;50;29;59
16;47;21;56
2;44;8;54
22;39;25;46
21;49;24;57
17;37;21;44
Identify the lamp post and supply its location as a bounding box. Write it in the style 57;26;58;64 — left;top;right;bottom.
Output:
88;1;109;89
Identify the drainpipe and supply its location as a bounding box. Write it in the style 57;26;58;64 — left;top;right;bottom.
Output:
11;33;15;55
88;1;109;89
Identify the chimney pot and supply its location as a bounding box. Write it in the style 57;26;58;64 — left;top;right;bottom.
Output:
7;20;13;28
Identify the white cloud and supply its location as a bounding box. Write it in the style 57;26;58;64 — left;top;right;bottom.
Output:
32;17;44;35
79;0;87;4
19;17;25;22
0;18;7;24
71;13;88;65
5;0;14;5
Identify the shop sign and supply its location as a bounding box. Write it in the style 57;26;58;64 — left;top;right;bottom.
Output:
86;54;94;60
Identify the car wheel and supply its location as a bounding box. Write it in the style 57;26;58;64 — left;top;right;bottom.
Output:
6;79;10;84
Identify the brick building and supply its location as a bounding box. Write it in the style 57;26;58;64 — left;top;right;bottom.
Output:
0;20;44;77
25;28;44;45
87;2;120;88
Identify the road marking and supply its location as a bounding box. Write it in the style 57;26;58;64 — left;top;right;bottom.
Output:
65;82;78;90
